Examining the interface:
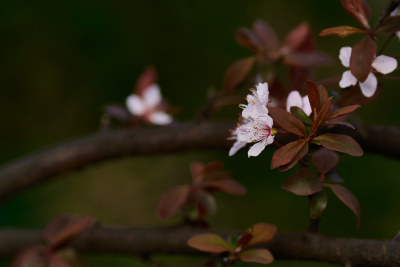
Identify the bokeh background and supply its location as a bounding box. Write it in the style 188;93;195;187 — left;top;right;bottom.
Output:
0;0;399;266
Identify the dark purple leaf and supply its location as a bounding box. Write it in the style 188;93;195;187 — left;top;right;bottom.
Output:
284;51;331;67
310;190;328;219
271;140;308;169
282;167;322;196
376;16;400;34
269;107;307;137
252;20;280;51
156;185;190;219
223;57;255;94
340;0;371;29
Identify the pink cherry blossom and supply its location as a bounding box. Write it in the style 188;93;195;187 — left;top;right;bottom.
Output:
126;84;173;125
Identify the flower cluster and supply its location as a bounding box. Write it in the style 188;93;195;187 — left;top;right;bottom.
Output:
338;47;397;97
229;83;275;157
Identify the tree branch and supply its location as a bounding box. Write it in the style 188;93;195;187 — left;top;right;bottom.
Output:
0;121;400;202
1;225;400;267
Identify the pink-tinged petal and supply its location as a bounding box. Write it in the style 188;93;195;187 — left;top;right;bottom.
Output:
255;82;269;105
143;84;162;108
302;96;312;116
248;139;268;157
259;114;273;128
286;91;303;112
148;111;173;125
372;55;398;74
359;73;377;97
266;134;275;145
126;95;145;115
339;70;358;88
229;140;247;156
339;47;352;68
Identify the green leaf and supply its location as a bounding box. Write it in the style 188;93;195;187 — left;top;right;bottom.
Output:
156;185;191;219
376;16;400;34
271;140;308;169
324;183;360;227
350;37;377;82
310;190;328;219
290;106;313;125
320;25;366;37
238;249;274;264
314;134;363;156
269;107;307;137
187;234;231;253
282;167;322;196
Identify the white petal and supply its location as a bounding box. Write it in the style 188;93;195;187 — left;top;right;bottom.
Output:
255;82;269;105
248;139;268;157
397;31;400;40
258;114;273;128
143;84;162;108
126;95;145;115
286;90;303;112
229;140;247;156
339;47;352;68
302;96;312;116
148;111;173;125
372;55;398;74
339;70;358;88
242;103;268;119
359;73;377;98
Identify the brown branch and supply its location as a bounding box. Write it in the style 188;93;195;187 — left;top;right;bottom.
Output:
1;225;400;266
1;121;400;202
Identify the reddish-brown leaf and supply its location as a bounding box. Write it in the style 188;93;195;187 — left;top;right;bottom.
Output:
190;161;205;182
309;97;332;137
284;51;331;67
317;85;329;106
246;223;277;248
324;183;360;226
269;107;307;137
312;148;339;176
236;232;254;251
350;37;377;82
203;179;247;195
271;139;308;169
238;249;274;264
223;57;255;94
376;16;400;34
319;26;366;37
43;214;96;249
235;28;263;54
326;121;356;129
202;161;224;175
283;23;311;51
282;167;322;196
314;134;363;156
135;65;158;96
197;190;217;215
340;0;371;29
327;105;361;120
279;140;309;172
187;234;231;253
252;20;279;51
306;81;320;113
156;185;190;219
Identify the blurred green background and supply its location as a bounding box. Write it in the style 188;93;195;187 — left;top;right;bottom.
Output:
0;0;399;266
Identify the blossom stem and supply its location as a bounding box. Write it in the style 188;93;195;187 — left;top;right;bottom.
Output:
378;33;395;55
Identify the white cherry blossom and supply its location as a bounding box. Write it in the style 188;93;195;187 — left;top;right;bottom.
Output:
229;82;275;157
338;47;397;97
286;90;312;116
126;84;173;125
